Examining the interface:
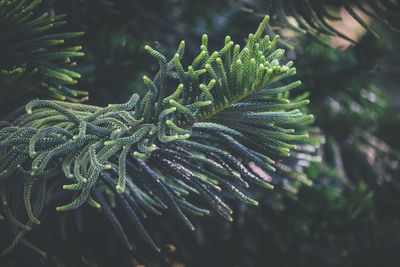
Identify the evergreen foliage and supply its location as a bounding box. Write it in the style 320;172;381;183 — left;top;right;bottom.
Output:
244;0;400;45
0;0;85;114
0;15;320;255
1;1;399;266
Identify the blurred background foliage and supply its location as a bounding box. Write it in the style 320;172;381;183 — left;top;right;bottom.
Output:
1;0;400;266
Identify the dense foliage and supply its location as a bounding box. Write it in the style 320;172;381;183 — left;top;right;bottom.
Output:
1;0;399;267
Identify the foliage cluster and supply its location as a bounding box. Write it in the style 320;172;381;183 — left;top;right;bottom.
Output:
1;1;399;267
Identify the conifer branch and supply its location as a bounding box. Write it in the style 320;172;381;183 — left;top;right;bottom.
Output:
0;0;85;113
0;15;321;254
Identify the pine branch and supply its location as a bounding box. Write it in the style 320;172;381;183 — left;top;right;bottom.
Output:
0;0;85;114
242;0;400;46
0;15;321;255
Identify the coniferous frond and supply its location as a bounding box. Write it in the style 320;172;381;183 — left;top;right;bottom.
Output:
0;15;320;254
242;0;400;45
0;0;85;113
